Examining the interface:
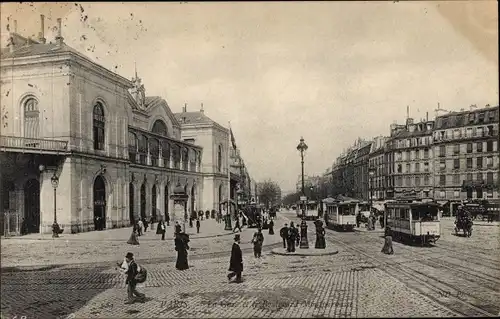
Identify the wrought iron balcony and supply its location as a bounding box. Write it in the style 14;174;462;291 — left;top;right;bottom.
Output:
0;135;68;154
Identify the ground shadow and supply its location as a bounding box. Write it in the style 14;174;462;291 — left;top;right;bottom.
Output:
1;265;119;318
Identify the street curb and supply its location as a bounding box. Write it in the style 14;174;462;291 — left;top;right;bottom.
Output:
270;247;339;256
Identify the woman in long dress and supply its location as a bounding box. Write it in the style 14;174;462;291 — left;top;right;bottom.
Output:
381;226;394;255
268;219;274;235
127;225;140;245
367;215;373;230
175;233;190;270
251;229;264;258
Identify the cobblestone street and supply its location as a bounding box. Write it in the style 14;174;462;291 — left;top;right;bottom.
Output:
1;217;285;269
2;210;499;318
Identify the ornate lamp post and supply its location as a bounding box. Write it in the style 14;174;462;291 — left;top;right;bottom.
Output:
224;201;233;230
297;137;308;219
50;172;60;238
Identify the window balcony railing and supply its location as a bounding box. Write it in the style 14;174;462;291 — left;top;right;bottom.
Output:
0;135;68;153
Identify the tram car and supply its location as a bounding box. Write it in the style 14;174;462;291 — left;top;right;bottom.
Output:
296;200;320;220
323;196;358;231
384;200;441;245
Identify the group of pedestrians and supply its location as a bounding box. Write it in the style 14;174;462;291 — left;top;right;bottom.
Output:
279;222;300;252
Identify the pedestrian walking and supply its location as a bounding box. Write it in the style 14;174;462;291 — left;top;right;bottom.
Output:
189;217;193;228
166;213;170;226
175;232;190;270
196;219;201;233
157;220;166;240
228;234;243;283
143;218;149;232
252;228;264;258
127;226;140;245
379;215;384;228
206;210;210;220
381;226;394;255
280;224;289;249
150;216;155;231
174;221;182;234
122;252;146;304
356;213;361;228
295;224;300;246
268;219;274;235
137;219;143;236
367;215;373;230
287;222;297;252
233;216;242;233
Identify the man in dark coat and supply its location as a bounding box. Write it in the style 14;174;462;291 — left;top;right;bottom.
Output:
196;219;201;234
280;224;289;249
175;221;182;234
123;252;145;304
228;234;243;283
287;222;297;252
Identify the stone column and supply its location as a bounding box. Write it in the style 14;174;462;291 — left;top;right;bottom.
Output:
147;142;151;166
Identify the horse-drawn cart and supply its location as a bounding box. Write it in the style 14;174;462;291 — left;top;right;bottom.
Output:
454;209;473;237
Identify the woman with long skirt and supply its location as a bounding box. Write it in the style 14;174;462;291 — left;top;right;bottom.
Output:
381;226;394;255
127;225;140;245
175;233;190;270
268;219;274;235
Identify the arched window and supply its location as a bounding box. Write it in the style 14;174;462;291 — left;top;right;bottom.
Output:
93;102;105;150
173;144;180;169
150;138;159;166
152;119;168;136
161;140;170;167
24;98;39;139
138;134;148;165
182;147;189;170
217;145;222;172
128;132;137;163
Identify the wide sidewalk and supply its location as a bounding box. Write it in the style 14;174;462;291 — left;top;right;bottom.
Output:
1;217;286;269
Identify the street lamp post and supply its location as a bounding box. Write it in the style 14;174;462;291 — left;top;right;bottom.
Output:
297;137;308;219
50;173;60;238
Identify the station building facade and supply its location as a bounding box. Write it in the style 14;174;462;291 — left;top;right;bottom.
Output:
0;22;249;235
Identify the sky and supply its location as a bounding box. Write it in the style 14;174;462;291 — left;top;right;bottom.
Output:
1;1;498;192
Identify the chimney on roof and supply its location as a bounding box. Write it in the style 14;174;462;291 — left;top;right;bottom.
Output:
200;102;204;113
183;103;187;113
426;112;428;122
55;18;64;45
14;20;18;33
38;15;46;44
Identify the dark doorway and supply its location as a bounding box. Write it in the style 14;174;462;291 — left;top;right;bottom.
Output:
476;188;483;199
218;184;223;208
93;175;106;230
140;183;146;219
164;184;169;222
466;188;473;199
129;183;135;226
24;179;40;234
191;185;195;214
152;185;157;221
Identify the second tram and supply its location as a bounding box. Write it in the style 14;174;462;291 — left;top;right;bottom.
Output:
323;197;358;231
385;200;441;245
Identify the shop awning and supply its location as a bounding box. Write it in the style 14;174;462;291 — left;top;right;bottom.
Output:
436;200;449;206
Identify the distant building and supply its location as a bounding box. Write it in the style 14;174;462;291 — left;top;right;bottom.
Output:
387;117;435;200
432;105;499;214
368;136;388;201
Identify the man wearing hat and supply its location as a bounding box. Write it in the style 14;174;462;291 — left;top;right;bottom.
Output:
228;234;243;283
124;252;145;304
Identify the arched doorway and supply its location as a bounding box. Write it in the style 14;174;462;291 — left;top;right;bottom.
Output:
129;183;135;226
140;183;146;219
164;184;169;222
24;179;40;234
93;176;106;230
191;185;196;214
152;185;157;221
